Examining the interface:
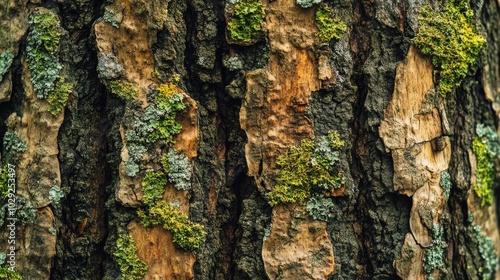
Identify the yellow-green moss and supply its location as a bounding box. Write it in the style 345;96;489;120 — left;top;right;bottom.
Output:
47;78;72;116
109;80;138;100
114;234;148;280
315;6;346;42
138;201;206;251
150;84;185;144
472;137;494;206
0;166;8;199
141;171;167;207
227;1;265;42
0;266;21;280
412;0;485;95
268;131;344;206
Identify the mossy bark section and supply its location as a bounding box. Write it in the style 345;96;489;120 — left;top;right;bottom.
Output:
0;0;499;279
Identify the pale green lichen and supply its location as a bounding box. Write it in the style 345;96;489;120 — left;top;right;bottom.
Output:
423;224;446;275
440;171;451;201
124;159;140;177
48;185;64;203
476;124;500;156
0;50;14;82
471;225;499;279
413;0;485;95
26;9;62;99
15;197;36;225
3;132;27;153
296;0;321;8
306;195;333;221
126;83;185;149
162;149;191;191
103;8;120;28
114;234;148;280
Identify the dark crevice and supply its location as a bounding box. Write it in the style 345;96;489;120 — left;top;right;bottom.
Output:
50;0;111;279
350;0;374;277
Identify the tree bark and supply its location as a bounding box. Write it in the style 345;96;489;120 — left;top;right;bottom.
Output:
0;0;499;279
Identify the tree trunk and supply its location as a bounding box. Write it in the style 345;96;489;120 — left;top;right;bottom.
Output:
0;0;499;279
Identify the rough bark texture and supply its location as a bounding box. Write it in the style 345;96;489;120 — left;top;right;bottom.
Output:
0;0;499;279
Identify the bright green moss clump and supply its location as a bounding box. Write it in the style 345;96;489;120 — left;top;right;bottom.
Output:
268;131;344;206
141;171;167;207
47;78;72;116
472;137;493;206
0;266;22;280
412;0;485;95
0;166;9;199
315;6;346;42
227;1;265;42
114;234;148;280
138;201;206;251
26;9;62;99
109;80;138;100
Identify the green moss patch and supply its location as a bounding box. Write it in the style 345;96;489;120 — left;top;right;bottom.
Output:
0;266;21;280
227;1;265;42
47;78;72;116
268;131;344;206
412;0;485;95
141;171;167;207
0;166;9;199
114;234;148;280
472;137;493;206
315;5;346;42
138;201;206;251
109;80;138;100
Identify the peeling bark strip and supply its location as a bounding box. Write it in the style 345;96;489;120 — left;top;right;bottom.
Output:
95;0;200;278
239;0;336;278
380;46;451;280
